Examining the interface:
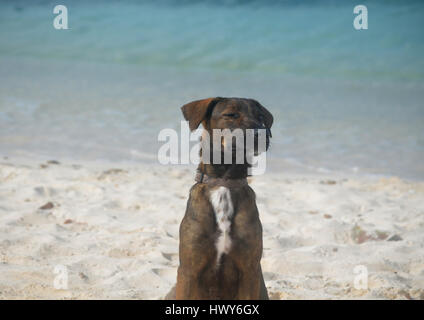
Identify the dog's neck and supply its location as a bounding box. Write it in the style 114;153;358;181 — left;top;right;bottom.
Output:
198;162;249;180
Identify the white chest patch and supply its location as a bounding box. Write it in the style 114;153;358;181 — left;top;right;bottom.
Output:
209;186;234;265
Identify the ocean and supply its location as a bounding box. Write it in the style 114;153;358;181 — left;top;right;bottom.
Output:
0;0;423;179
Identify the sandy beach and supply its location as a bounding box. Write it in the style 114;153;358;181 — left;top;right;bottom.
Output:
1;0;423;302
1;157;423;299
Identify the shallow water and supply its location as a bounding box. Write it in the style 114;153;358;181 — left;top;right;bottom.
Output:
1;0;423;179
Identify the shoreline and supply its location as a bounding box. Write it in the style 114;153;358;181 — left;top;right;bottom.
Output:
2;55;424;181
2;153;423;183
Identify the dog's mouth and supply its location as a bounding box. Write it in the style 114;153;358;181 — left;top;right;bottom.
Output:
223;131;271;156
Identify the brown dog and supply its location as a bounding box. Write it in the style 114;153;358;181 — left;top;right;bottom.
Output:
167;97;273;300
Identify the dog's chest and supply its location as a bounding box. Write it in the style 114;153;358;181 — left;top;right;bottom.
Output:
209;186;234;265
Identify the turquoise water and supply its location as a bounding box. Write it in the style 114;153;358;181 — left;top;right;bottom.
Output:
1;0;424;80
1;0;424;179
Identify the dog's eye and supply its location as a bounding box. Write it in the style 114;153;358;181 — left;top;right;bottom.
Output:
223;113;239;119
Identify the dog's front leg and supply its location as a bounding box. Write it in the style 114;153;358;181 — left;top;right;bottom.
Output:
176;266;199;299
235;265;262;300
259;265;269;300
176;202;216;299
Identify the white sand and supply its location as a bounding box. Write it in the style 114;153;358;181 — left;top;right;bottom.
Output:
0;158;423;299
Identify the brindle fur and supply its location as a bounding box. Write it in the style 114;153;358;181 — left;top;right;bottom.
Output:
167;97;273;300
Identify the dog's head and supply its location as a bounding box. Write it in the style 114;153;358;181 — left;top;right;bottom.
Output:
181;97;273;159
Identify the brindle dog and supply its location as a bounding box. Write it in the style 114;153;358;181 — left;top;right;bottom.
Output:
167;97;273;300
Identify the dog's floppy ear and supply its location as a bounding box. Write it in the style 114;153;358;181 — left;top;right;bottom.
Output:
252;99;274;131
181;97;221;131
